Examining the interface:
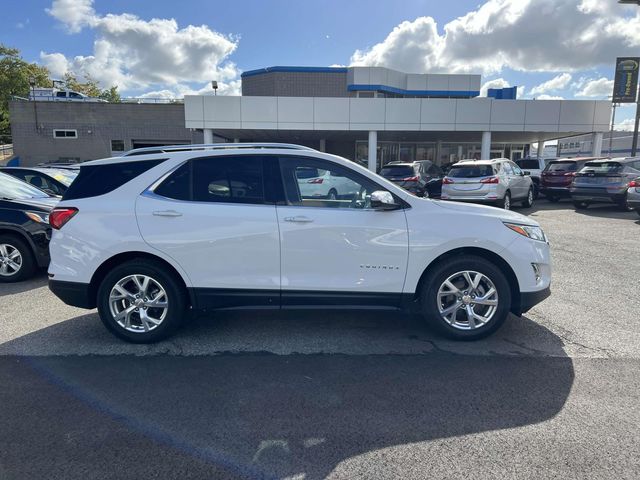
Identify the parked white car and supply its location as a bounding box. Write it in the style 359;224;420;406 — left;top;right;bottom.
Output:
29;88;107;103
48;144;551;343
441;158;535;210
296;167;361;199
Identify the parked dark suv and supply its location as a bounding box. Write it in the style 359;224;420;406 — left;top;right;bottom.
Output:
0;172;58;282
570;157;640;210
379;161;444;197
540;157;595;202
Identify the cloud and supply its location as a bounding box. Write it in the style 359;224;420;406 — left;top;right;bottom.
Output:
138;79;242;99
42;0;240;95
575;77;614;97
350;0;640;75
529;73;572;96
46;0;95;33
480;77;510;96
40;52;70;78
615;118;635;131
536;94;564;100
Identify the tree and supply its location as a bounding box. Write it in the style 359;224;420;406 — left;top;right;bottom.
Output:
63;73;121;102
0;44;51;138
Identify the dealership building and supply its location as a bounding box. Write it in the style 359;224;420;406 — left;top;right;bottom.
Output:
9;66;612;170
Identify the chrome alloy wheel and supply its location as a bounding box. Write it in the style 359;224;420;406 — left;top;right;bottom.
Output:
503;194;511;210
437;270;499;330
0;244;22;277
109;274;168;333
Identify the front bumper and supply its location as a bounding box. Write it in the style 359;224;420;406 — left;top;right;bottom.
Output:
49;279;95;309
517;286;551;314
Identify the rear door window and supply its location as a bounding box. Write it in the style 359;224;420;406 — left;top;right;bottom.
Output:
448;165;494;178
193;156;264;204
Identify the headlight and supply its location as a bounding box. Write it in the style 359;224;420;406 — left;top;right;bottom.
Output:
24;211;50;224
504;222;546;242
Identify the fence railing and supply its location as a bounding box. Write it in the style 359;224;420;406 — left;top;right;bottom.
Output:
10;95;183;104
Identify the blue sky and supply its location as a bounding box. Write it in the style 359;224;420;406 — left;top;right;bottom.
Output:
2;0;639;127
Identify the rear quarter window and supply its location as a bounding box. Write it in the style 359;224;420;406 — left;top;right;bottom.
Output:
62;159;166;200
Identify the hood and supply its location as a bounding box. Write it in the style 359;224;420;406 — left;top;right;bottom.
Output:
430;199;539;226
7;196;59;211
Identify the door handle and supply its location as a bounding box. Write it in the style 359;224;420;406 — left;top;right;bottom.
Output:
152;210;182;217
284;216;314;223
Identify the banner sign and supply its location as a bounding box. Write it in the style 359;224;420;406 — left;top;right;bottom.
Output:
613;57;640;103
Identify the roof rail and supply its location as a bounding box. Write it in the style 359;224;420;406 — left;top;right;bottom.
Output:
121;143;316;156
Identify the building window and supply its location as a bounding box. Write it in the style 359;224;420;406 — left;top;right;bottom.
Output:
111;140;125;152
53;129;77;139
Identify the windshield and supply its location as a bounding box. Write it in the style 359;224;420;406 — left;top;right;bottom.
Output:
40;169;78;186
0;172;51;200
380;166;414;177
546;161;578;172
447;165;494;178
581;162;623;174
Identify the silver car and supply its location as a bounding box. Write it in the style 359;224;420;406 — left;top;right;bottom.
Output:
441;158;534;210
626;177;640;216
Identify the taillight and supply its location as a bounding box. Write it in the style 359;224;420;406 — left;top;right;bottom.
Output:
480;176;500;184
307;178;323;184
49;207;78;230
630;179;639;188
442;177;454;184
402;176;419;182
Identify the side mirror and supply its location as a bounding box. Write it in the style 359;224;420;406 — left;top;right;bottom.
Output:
521;171;528;176
370;190;401;210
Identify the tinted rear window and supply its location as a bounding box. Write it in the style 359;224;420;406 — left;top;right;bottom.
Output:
581;162;623;174
516;159;540;169
447;165;494;178
63;159;166;200
546;161;579;172
380;166;415;177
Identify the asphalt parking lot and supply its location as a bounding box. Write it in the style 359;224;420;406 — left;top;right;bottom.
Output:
1;200;639;479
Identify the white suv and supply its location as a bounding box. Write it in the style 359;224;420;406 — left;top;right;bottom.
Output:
48;143;551;343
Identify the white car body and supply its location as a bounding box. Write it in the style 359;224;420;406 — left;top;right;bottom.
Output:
297;169;361;199
48;144;551;342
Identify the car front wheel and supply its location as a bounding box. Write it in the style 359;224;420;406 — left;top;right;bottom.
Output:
522;187;534;208
420;255;512;340
97;260;186;343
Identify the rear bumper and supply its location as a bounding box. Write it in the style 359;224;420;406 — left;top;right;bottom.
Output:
49;279;95;309
517;286;551;315
540;186;571;197
570;187;627;204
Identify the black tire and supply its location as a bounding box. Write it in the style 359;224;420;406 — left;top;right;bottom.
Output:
420;255;512;340
532;183;540;200
522;187;534;208
97;259;186;343
573;200;589;210
546;195;560;203
617;194;634;212
327;189;338;200
636;209;640;217
499;191;512;210
0;234;36;283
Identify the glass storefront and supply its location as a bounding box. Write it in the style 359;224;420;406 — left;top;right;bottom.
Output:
355;141;528;171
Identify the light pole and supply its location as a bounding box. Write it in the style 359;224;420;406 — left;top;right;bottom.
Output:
211;80;218;96
29;76;39;132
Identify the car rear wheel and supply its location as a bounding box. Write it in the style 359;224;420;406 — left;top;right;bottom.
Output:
522;188;534;208
420;255;511;340
499;191;511;210
97;260;186;343
573;201;589;210
617;194;634;212
0;235;36;283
